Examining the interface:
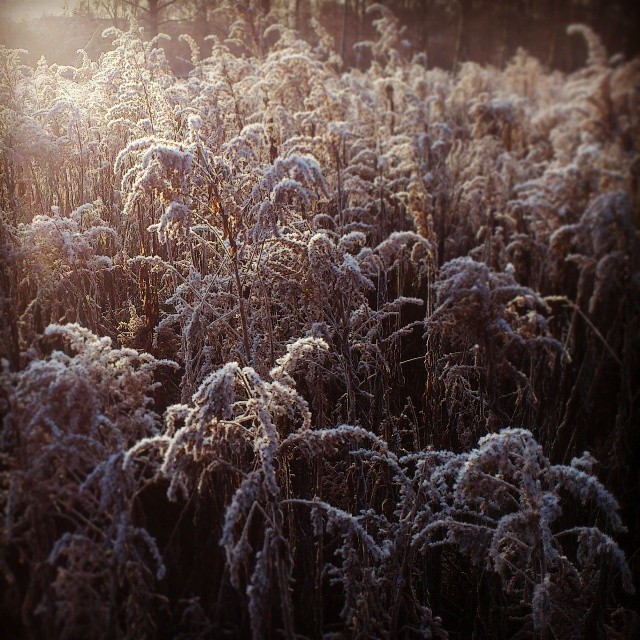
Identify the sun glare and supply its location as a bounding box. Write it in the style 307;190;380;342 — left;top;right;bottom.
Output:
1;0;67;22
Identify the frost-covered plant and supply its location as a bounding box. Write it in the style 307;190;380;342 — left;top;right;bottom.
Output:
412;428;633;638
283;427;633;639
424;257;562;447
121;337;327;639
7;203;119;348
549;190;636;316
0;323;174;637
98;24;176;138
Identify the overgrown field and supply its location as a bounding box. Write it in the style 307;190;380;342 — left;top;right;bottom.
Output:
1;6;639;639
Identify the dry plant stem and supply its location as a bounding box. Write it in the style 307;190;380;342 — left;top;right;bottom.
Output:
232;255;252;366
547;295;621;366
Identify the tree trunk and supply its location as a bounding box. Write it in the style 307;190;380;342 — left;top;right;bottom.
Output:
340;0;349;68
147;0;159;38
453;0;472;70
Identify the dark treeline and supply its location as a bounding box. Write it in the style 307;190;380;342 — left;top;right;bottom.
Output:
1;0;639;72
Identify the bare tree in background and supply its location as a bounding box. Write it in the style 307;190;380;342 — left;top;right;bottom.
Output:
75;0;204;37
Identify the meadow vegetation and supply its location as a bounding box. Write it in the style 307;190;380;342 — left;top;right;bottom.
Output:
1;4;638;638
